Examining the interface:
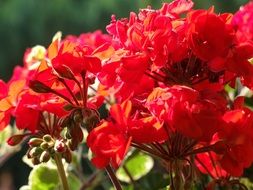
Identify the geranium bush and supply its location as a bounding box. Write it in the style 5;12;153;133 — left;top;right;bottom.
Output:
1;0;253;189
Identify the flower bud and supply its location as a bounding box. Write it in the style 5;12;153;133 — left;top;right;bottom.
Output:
43;134;53;142
29;147;42;157
28;138;43;147
40;142;50;150
29;80;52;93
54;65;75;80
64;130;72;139
69;125;83;143
76;126;84;142
30;147;43;157
7;134;26;146
31;157;41;165
62;149;72;163
73;110;83;123
27;149;32;159
83;109;100;132
54;140;66;153
39;151;51;163
63;104;74;111
67;139;78;151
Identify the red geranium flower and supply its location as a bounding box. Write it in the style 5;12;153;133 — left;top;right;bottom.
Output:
51;40;101;76
15;92;41;133
87;101;133;168
187;8;234;61
216;109;253;176
146;86;225;141
87;121;132;169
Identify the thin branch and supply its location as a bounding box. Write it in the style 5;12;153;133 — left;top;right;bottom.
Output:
105;165;122;190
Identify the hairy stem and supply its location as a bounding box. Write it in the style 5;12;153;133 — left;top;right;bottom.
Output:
54;154;70;190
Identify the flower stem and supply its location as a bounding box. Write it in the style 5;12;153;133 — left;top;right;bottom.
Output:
123;165;135;186
105;165;122;190
54;154;70;190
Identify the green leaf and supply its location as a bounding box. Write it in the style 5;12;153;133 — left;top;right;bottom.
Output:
116;152;154;183
21;163;81;190
29;165;59;190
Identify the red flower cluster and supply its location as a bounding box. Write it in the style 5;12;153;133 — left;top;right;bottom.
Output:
1;0;253;188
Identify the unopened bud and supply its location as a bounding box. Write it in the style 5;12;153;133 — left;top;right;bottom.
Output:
64;130;72;139
27;149;32;159
73;110;83;123
30;147;43;157
83;109;100;131
63;104;74;111
54;65;75;80
54;140;66;153
76;126;83;142
39;151;51;163
28;138;43;147
69;125;83;142
31;157;41;165
7;134;26;146
67;139;78;151
29;80;52;93
43;134;53;142
40;142;50;150
62;149;72;163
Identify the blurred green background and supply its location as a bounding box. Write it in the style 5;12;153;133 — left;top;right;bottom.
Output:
0;0;249;82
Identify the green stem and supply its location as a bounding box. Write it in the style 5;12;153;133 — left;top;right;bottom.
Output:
54;154;70;190
123;165;135;186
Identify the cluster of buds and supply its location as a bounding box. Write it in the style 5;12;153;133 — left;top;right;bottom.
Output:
58;107;100;151
60;109;84;151
27;134;72;165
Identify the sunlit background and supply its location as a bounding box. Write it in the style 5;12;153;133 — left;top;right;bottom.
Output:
0;0;248;81
0;0;250;189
